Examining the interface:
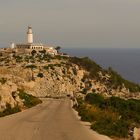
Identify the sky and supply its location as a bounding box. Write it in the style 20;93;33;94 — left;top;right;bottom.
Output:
0;0;140;48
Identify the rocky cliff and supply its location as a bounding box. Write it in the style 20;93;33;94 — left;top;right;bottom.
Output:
0;54;140;111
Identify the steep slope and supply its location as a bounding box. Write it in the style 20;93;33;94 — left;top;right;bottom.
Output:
0;54;140;112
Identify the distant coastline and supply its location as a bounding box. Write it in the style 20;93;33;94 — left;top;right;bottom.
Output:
62;48;140;84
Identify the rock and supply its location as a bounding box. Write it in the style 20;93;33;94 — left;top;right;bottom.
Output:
0;84;17;111
133;127;140;140
0;56;140;111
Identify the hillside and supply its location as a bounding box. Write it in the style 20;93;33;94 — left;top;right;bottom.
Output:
0;53;140;109
0;52;140;139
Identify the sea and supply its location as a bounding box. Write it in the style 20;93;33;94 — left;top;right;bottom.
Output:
62;48;140;85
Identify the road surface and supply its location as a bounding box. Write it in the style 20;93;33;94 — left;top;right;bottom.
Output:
0;98;112;140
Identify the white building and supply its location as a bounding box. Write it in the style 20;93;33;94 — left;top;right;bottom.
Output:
15;26;57;55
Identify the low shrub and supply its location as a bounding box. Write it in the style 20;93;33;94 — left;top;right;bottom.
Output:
108;67;140;92
69;57;140;92
0;77;7;84
43;64;61;70
37;73;44;78
18;89;42;108
91;118;129;137
43;64;54;70
0;103;21;117
85;93;104;106
75;93;140;138
82;88;88;94
25;64;37;69
69;57;102;79
14;56;23;63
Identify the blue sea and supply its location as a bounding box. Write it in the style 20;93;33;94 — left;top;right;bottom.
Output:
62;48;140;84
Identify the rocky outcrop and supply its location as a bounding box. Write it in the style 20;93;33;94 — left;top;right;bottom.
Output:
23;64;85;97
0;55;140;111
0;80;23;111
134;128;140;140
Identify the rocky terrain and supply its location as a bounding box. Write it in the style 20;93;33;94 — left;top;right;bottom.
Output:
0;53;140;112
0;52;140;140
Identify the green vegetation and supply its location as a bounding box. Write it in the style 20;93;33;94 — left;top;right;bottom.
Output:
0;57;5;62
25;64;37;69
43;64;61;70
55;46;61;53
108;67;140;92
43;64;54;70
0;90;42;117
36;53;52;62
75;93;140;138
0;103;21;117
39;49;46;54
81;88;88;94
24;56;30;63
18;89;42;108
37;72;44;78
0;77;7;84
70;57;140;92
69;57;104;79
14;55;23;63
72;68;77;75
31;50;37;56
54;55;68;60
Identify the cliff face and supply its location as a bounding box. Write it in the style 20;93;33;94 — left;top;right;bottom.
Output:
0;55;140;111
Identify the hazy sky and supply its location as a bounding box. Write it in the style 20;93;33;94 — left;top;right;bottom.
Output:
0;0;140;48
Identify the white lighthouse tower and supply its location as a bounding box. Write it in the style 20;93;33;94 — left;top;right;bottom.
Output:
27;26;33;44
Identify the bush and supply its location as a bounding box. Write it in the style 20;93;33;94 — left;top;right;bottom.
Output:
69;57;140;92
82;88;88;94
25;64;37;69
37;73;44;78
0;103;21;117
14;56;23;63
72;68;77;75
43;64;54;70
91;119;129;137
18;89;42;108
43;65;49;70
69;57;102;79
77;103;94;122
75;93;140;138
55;55;68;60
108;67;140;92
85;93;104;106
31;50;37;56
0;77;7;84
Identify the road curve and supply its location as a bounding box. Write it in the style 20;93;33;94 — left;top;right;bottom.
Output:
0;98;112;140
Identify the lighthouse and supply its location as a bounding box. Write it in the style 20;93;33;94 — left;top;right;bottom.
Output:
27;26;33;44
15;26;57;56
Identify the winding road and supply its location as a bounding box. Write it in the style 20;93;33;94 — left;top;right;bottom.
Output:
0;98;112;140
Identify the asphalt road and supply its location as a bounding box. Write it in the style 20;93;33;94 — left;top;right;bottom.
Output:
0;98;112;140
